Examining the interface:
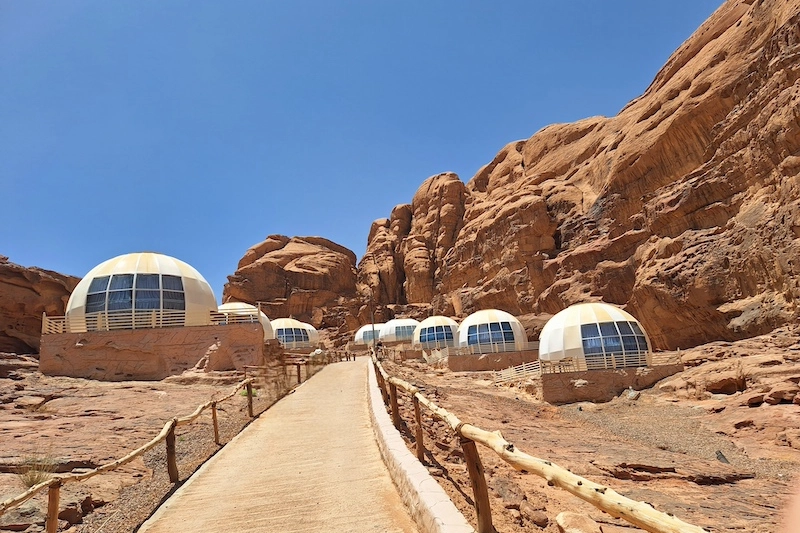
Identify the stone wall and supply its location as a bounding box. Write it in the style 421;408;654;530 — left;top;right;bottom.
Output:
532;364;685;405
39;324;264;381
447;350;539;372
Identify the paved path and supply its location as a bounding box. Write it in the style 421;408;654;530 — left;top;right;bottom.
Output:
140;358;418;533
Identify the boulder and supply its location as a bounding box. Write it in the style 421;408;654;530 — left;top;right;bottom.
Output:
555;512;602;533
0;256;79;353
223;236;358;326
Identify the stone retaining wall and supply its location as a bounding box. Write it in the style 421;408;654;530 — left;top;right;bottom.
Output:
532;364;685;404
447;350;539;372
39;324;264;381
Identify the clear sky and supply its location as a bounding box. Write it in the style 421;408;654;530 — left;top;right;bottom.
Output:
1;1;723;303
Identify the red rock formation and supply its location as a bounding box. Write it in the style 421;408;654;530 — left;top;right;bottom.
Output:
223;236;358;328
0;256;79;354
362;0;800;350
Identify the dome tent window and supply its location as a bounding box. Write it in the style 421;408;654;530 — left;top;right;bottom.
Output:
378;318;421;343
419;325;454;344
363;329;380;342
276;328;309;344
466;321;514;346
580;321;648;368
394;325;416;340
84;274;186;315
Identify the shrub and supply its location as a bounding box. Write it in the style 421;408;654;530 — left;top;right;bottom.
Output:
17;454;57;488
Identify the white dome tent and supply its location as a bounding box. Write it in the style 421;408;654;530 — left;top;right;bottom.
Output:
456;309;527;353
378;318;420;343
65;252;218;332
218;302;275;341
413;316;459;349
271;318;318;349
354;323;385;346
538;302;652;370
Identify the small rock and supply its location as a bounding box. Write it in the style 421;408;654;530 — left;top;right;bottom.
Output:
520;501;549;527
58;504;82;525
556;511;602;533
739;391;765;407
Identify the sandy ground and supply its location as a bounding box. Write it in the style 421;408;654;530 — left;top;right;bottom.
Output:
380;356;800;533
2;332;799;532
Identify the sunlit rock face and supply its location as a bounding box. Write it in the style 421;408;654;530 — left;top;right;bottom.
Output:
224;235;358;327
360;0;800;350
0;256;78;353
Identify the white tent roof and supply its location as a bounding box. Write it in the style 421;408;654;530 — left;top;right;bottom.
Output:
218;302;275;340
65;252;217;330
379;318;421;341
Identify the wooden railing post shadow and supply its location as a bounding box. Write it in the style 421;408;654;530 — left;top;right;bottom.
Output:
166;419;179;483
413;395;425;463
45;481;60;533
459;432;494;533
246;382;254;418
211;401;220;445
389;383;400;429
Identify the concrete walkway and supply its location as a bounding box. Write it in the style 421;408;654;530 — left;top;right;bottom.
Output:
139;358;418;533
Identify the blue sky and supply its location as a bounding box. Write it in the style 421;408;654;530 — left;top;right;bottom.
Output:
1;1;723;302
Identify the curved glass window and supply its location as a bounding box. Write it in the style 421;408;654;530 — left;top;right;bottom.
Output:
580;321;649;368
418;325;454;346
277;328;310;344
84;274;186;316
466;321;516;346
362;328;380;342
394;325;416;340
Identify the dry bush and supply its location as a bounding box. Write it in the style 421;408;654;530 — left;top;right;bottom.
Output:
16;454;57;488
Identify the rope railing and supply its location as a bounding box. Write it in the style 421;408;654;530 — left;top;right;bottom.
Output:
372;354;708;533
0;374;272;533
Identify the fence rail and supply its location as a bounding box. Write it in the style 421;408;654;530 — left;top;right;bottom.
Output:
372;354;707;533
41;309;261;334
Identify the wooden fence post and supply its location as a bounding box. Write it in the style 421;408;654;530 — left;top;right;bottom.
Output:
389;383;401;429
166;419;179;483
246;382;254;418
374;364;389;405
460;435;493;533
211;401;220;445
296;363;301;384
46;481;61;533
413;395;425;463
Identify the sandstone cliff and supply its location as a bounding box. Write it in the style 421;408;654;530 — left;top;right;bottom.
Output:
223;235;359;329
0;256;79;353
361;0;800;350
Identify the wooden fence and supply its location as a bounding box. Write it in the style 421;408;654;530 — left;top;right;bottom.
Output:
0;352;329;533
372;355;709;533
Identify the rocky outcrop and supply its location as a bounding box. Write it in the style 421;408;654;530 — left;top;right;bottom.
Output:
223;236;359;327
0;256;79;354
361;0;800;350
